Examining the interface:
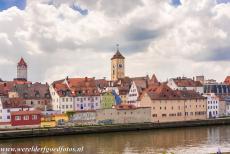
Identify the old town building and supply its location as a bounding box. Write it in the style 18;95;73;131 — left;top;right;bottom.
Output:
11;110;41;127
111;46;125;81
167;77;204;94
50;77;101;113
140;83;207;123
203;93;219;118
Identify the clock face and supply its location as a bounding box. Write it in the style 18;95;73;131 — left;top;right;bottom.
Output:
118;64;123;68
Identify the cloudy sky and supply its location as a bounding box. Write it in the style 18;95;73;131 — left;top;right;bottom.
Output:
0;0;230;83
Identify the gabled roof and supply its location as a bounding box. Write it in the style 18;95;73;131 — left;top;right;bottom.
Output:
111;50;125;60
18;58;27;67
2;98;30;109
52;77;100;97
172;77;202;87
143;83;204;100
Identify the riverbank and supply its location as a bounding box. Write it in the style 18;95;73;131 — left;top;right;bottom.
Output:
0;118;230;139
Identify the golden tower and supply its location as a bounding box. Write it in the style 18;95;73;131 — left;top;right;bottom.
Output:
111;45;125;81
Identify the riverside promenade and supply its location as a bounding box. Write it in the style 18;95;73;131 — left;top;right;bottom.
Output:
0;118;230;140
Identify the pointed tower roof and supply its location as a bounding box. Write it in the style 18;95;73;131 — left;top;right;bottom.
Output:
18;57;27;67
111;44;125;60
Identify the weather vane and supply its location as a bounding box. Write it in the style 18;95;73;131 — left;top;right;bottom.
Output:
116;44;119;51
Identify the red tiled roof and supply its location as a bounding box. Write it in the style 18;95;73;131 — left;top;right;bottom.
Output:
173;78;202;87
18;58;27;67
11;110;41;116
143;83;204;100
2;98;30;109
224;76;230;85
53;77;100;97
111;50;125;60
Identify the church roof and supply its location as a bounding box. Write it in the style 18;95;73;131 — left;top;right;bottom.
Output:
111;50;125;60
18;58;27;67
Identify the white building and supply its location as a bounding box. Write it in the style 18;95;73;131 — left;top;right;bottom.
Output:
50;77;101;113
203;93;219;118
49;80;74;113
0;97;34;122
167;77;204;94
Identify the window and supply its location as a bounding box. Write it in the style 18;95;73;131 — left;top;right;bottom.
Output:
66;105;68;109
23;115;29;120
32;115;37;120
96;103;98;106
62;105;65;109
7;116;10;119
70;105;72;109
15;116;21;120
66;98;68;102
7;109;10;113
62;98;65;102
162;114;167;117
152;114;157;117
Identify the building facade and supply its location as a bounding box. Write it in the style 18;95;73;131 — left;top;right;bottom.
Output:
111;47;125;81
140;84;207;123
11;110;41;126
101;92;115;109
50;77;101;113
167;77;204;94
203;93;219;118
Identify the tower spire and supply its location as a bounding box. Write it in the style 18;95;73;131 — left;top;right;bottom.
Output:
116;44;119;51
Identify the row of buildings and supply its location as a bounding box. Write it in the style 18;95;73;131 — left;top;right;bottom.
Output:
1;48;230;127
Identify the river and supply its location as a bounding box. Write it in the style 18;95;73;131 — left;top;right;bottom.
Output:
0;125;230;154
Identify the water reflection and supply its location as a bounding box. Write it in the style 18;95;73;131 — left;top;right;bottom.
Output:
0;126;230;154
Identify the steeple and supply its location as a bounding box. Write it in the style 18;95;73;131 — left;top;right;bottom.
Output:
111;44;125;60
111;44;125;81
17;57;28;81
18;57;27;67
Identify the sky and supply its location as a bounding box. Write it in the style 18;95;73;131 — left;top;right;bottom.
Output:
0;0;230;83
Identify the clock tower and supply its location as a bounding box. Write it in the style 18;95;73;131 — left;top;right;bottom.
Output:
111;45;125;81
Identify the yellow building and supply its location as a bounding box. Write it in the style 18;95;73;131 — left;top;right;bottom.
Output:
140;84;207;123
111;45;125;81
41;114;69;127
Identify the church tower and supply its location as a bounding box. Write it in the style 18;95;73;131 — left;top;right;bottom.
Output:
111;45;125;81
17;57;27;81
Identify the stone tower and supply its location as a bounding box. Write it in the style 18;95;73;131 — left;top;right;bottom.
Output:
17;57;27;81
111;45;125;81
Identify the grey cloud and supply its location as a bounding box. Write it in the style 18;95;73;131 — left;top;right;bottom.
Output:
192;47;230;61
99;0;143;17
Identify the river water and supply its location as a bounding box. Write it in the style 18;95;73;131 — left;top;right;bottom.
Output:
0;125;230;154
